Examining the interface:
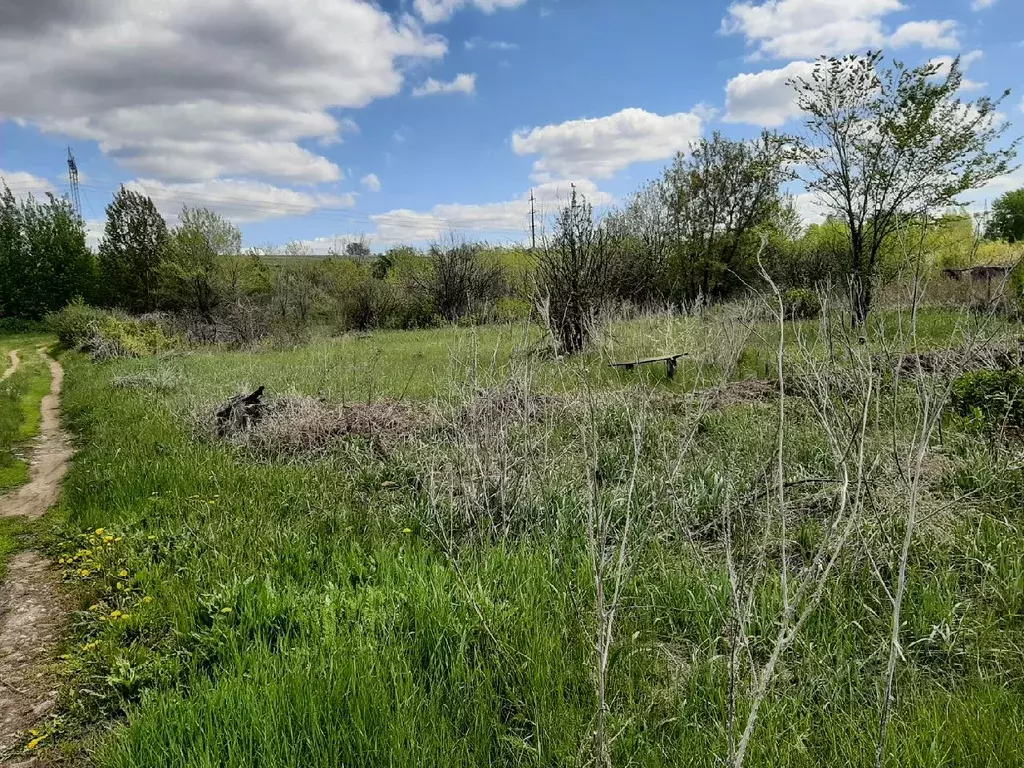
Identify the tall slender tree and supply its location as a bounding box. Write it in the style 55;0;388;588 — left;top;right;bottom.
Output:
98;186;169;313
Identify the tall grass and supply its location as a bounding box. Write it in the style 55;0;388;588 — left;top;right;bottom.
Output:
18;308;1024;767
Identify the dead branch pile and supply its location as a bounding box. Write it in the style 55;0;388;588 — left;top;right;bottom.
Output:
211;389;428;458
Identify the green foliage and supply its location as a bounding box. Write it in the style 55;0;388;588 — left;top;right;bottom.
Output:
159;207;242;317
46;301;175;357
782;288;822;319
792;52;1018;322
0;185;96;320
98;187;169;313
662;131;792;303
47;299;114;349
986;188;1024;243
950;368;1024;430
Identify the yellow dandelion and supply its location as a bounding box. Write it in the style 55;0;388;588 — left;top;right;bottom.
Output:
103;536;114;543
118;569;128;577
26;737;42;750
110;610;122;619
220;607;232;614
95;528;105;536
82;641;100;651
88;604;100;611
120;613;131;621
142;596;153;604
402;528;413;535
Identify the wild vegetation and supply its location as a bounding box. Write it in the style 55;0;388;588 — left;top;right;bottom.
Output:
0;51;1023;767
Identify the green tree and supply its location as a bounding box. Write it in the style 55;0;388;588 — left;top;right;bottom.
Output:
0;186;94;320
986;188;1024;243
792;52;1017;324
662;131;791;303
160;207;242;318
98;187;169;313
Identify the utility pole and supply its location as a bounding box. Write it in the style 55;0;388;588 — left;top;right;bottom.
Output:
66;147;83;219
529;189;536;250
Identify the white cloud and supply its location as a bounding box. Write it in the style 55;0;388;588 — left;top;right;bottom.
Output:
722;0;960;59
412;73;477;97
792;190;828;226
0;1;446;183
724;61;815;127
465;37;519;50
123;178;356;225
369;180;613;244
972;0;997;10
414;0;528;25
361;173;382;192
0;169;55;199
888;20;959;50
512;107;705;181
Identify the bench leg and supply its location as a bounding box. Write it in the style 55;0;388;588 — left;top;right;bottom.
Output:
666;357;677;380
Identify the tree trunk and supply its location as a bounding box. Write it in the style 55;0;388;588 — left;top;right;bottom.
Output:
851;273;872;329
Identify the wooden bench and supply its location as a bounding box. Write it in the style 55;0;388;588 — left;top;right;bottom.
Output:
609;353;687;380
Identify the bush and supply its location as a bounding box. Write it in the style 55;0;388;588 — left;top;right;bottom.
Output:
46;300;177;359
46;300;113;348
950;369;1024;430
782;288;822;320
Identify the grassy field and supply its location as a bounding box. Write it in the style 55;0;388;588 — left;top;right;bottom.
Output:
0;335;56;492
11;308;1024;766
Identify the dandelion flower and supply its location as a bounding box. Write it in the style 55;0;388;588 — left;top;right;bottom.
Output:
95;528;105;536
221;607;232;614
142;596;153;604
118;569;128;577
110;610;122;619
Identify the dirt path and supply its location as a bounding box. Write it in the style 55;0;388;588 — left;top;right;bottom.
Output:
1;352;73;520
0;351;18;383
0;553;63;761
0;350;73;764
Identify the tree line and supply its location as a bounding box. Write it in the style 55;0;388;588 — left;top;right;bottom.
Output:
1;52;1019;352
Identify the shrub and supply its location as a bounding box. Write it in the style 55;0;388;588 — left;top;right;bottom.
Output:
46;300;177;359
46;299;113;348
782;288;822;320
950;369;1024;430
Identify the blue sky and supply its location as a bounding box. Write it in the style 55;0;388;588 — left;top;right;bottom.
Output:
1;0;1022;252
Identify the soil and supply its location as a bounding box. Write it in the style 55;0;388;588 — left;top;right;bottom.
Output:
0;350;74;764
1;352;19;383
1;352;73;520
0;553;64;763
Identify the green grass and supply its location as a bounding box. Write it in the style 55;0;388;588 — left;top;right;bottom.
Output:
0;336;53;492
8;308;1024;767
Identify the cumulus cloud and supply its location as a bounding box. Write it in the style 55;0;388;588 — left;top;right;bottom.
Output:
414;0;528;25
412;73;477;97
724;61;815;127
0;0;446;183
0;169;55;199
971;0;997;9
368;180;613;244
361;173;382;192
512;108;705;181
123;178;356;225
722;0;960;60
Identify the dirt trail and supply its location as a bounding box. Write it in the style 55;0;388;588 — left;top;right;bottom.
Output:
0;553;63;761
0;350;74;764
1;352;73;520
0;351;18;383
